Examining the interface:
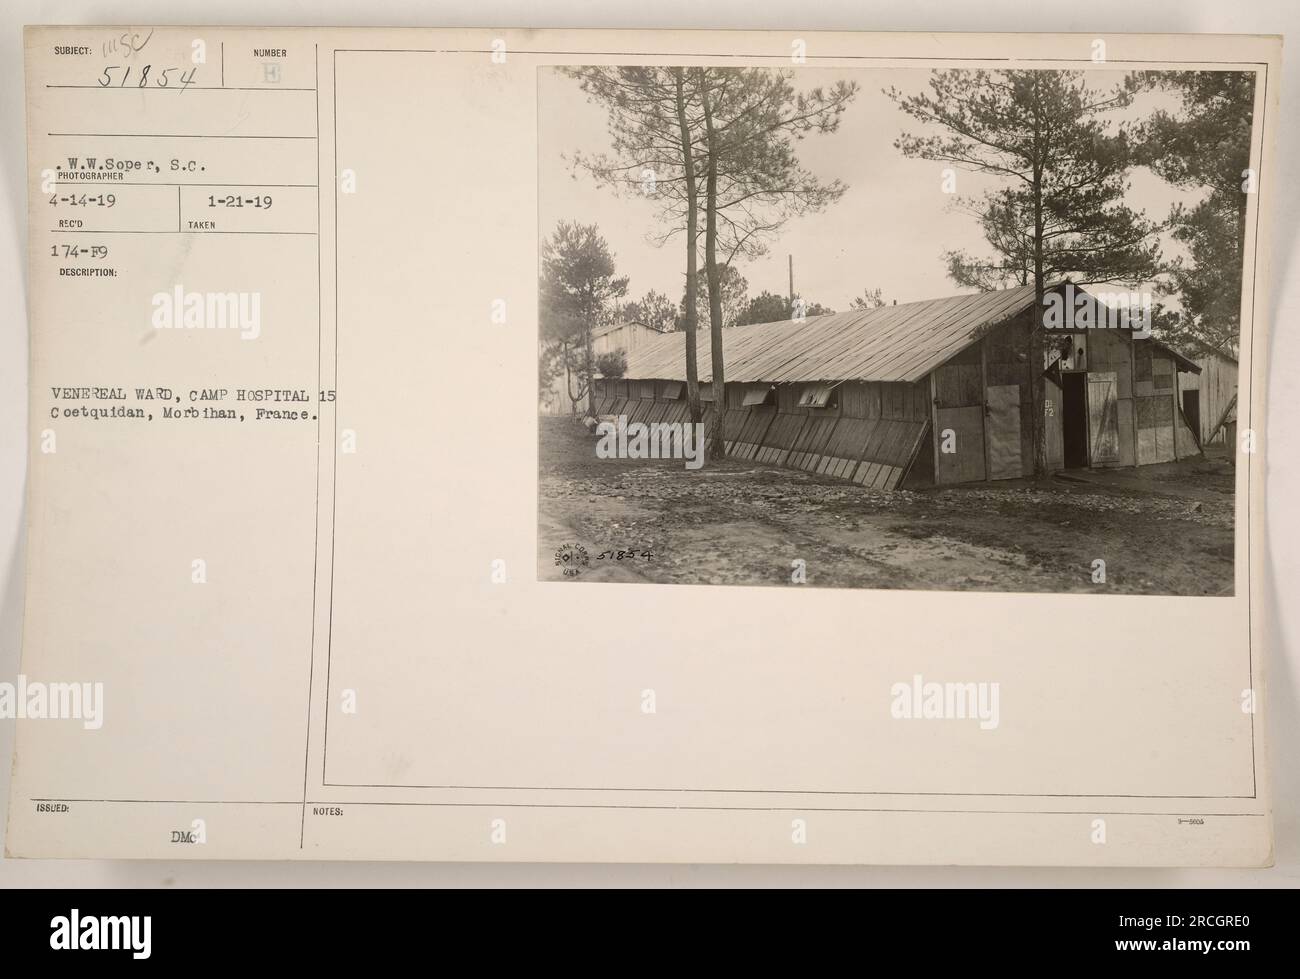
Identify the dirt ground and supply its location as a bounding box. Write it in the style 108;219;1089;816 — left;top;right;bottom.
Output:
537;416;1236;595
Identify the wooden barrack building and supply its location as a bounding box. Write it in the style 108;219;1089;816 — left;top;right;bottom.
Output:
591;281;1203;488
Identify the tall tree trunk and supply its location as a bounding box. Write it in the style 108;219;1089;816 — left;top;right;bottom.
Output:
583;326;595;418
673;68;702;427
1030;226;1047;478
701;72;727;462
563;341;579;417
1237;189;1248;268
1028;79;1047;479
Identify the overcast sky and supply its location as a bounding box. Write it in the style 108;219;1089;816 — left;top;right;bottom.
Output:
538;67;1201;313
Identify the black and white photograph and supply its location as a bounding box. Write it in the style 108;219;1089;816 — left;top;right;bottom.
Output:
538;65;1253;594
0;4;1293;930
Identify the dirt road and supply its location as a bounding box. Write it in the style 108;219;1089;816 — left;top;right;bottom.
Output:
537;417;1235;595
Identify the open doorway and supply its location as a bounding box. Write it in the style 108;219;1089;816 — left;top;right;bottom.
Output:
1182;389;1201;440
1061;372;1089;469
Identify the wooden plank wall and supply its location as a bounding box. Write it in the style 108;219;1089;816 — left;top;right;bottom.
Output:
934;405;987;483
755;411;809;465
1191;353;1239;445
787;416;840;472
590;377;613;415
932;343;987;483
1085;330;1134;467
1134;349;1178;464
599;377;932;488
1175;407;1200;458
932;344;983;408
728;406;774;459
822;380;929;488
1044;376;1064;472
984;317;1033;477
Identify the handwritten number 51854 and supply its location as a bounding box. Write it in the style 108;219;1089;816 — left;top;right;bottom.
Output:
98;66;198;90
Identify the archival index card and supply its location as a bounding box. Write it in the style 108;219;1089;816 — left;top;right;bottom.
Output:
9;27;1278;864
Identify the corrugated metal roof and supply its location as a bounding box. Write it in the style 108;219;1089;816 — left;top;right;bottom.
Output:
591;319;670;340
1152;341;1202;374
1175;338;1233;368
624;284;1042;384
623;282;1201;383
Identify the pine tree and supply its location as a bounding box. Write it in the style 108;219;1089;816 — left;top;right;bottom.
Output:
539;221;629;416
571;67;857;457
565;67;707;423
694;68;856;458
1132;71;1254;354
889;70;1165;476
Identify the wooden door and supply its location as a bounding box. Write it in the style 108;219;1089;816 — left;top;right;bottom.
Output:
1087;371;1120;465
985;384;1023;479
934;405;987;484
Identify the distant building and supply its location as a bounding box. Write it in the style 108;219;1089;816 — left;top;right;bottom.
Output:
1177;344;1239;448
540;320;671;416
